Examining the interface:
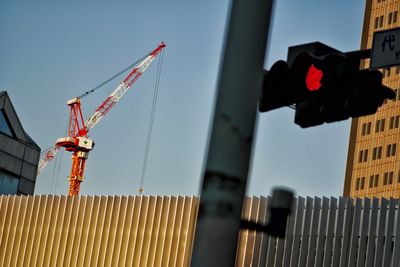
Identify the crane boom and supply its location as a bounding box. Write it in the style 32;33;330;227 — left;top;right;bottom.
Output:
37;145;61;174
84;42;166;133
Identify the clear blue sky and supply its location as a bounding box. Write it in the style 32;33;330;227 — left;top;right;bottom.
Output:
0;0;365;197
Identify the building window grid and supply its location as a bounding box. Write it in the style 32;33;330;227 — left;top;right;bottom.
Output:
352;6;400;196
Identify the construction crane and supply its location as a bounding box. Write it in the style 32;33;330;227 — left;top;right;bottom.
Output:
38;42;166;196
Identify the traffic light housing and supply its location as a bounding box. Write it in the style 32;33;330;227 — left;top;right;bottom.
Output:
259;42;395;128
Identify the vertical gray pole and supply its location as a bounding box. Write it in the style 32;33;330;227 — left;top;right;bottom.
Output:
191;0;274;266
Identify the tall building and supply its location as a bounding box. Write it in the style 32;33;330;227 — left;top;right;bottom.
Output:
344;0;400;198
0;91;40;195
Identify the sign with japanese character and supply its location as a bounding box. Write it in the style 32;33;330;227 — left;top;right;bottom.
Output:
370;27;400;69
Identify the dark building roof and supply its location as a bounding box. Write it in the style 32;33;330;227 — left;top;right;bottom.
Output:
0;91;40;149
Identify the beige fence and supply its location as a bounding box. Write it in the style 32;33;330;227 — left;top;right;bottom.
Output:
1;195;400;266
0;195;198;267
237;196;400;267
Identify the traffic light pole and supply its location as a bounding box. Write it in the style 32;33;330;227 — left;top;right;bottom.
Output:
191;0;274;266
345;49;371;60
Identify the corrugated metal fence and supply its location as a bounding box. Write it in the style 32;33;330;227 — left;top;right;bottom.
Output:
0;195;198;267
236;196;400;267
1;195;400;266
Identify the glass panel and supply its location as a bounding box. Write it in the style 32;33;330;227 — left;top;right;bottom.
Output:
0;110;14;137
0;171;19;195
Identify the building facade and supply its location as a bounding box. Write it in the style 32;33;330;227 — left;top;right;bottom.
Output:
344;0;400;198
0;91;40;195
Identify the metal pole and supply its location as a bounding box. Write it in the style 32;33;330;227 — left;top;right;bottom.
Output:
191;0;274;266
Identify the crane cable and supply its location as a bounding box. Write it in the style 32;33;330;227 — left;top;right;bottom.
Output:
138;48;165;194
78;54;148;99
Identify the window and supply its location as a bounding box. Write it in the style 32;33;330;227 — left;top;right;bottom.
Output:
393;90;398;102
0;171;19;195
369;175;374;188
383;68;391;78
376;119;385;132
389;12;393;24
361;177;365;190
362;122;372;135
359;149;369;163
387;143;397;157
396;66;400;75
0;110;14;137
375;17;380;29
396;116;400;128
389;172;394;184
380;15;384;28
356;178;360;190
394;11;398;23
390;116;394;129
372;146;383;160
384;172;394;185
374;174;379;187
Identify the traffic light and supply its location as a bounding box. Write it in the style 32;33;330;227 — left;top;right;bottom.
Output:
259;42;395;128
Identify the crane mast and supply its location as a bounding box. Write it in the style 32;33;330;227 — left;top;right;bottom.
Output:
47;42;166;196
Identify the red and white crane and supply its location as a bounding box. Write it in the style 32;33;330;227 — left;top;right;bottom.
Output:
38;42;166;196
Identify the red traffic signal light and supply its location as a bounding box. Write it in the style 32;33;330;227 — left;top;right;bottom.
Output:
306;64;323;91
258;42;396;128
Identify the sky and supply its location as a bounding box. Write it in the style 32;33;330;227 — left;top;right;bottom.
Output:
0;0;365;197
